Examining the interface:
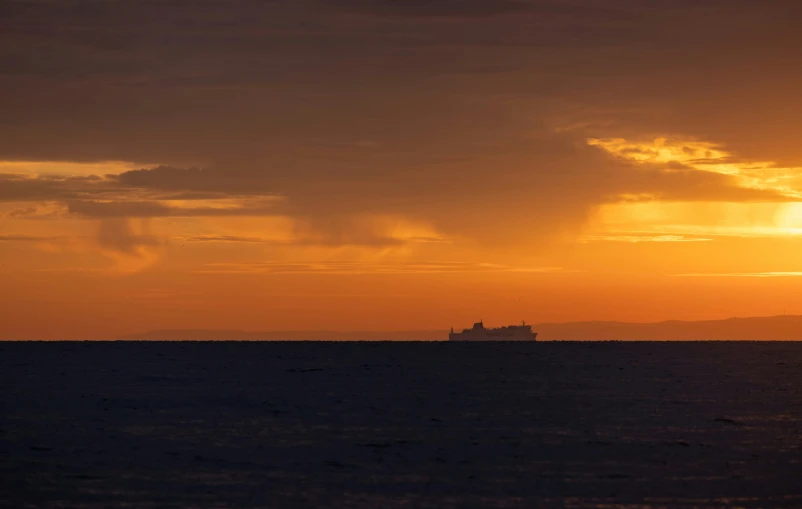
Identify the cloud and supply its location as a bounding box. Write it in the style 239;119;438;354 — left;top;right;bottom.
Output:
198;260;568;275
115;165;276;194
0;234;67;242
68;200;172;217
589;137;802;202
582;201;802;244
600;168;797;203
0;166;286;217
2;202;67;220
0;160;141;177
580;234;713;243
96;218;164;272
65;197;283;217
97;218;162;255
291;215;450;247
1;0;801;260
327;0;530;18
0;171;138;203
674;272;802;278
175;234;270;243
1;133;797;264
0;173;88;201
172;214;450;248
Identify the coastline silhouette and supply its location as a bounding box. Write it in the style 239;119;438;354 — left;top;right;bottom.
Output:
116;314;802;341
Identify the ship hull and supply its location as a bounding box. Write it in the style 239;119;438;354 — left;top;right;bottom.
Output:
449;332;537;342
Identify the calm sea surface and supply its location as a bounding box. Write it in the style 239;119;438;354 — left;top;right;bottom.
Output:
2;341;802;508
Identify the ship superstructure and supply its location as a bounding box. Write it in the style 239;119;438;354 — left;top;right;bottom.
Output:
448;320;537;341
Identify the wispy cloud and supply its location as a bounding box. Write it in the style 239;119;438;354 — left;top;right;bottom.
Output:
65;197;285;218
96;218;165;273
0;164;286;218
0;160;148;177
198;261;569;275
175;234;270;243
583;195;802;243
580;234;713;243
674;272;802;278
588;137;802;200
0;234;68;242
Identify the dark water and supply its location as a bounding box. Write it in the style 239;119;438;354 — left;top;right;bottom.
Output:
1;341;802;508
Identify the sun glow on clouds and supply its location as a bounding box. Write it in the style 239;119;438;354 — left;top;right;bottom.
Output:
588;138;730;166
583;137;802;242
171;215;448;248
0;160;152;177
0;157;453;272
588;137;802;199
585;201;802;241
675;272;802;278
580;235;713;243
97;219;165;274
197;261;568;275
5;144;802;281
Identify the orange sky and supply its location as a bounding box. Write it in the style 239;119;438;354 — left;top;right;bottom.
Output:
2;0;802;339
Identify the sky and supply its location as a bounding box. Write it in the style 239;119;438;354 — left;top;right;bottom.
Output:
2;0;802;339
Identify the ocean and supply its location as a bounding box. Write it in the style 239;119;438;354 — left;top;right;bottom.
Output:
1;341;801;508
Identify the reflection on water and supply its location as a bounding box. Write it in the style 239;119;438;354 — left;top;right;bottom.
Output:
1;341;802;508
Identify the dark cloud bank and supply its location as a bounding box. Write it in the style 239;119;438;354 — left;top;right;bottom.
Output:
1;0;800;243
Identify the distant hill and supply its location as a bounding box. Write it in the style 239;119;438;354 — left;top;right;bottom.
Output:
535;315;802;340
119;315;802;340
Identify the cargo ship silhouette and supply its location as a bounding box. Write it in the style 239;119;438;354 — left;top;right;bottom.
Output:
448;320;538;341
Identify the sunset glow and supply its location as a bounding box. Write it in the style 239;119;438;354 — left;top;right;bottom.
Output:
2;0;802;339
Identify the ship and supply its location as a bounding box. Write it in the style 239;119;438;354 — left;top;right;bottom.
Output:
448;320;538;341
